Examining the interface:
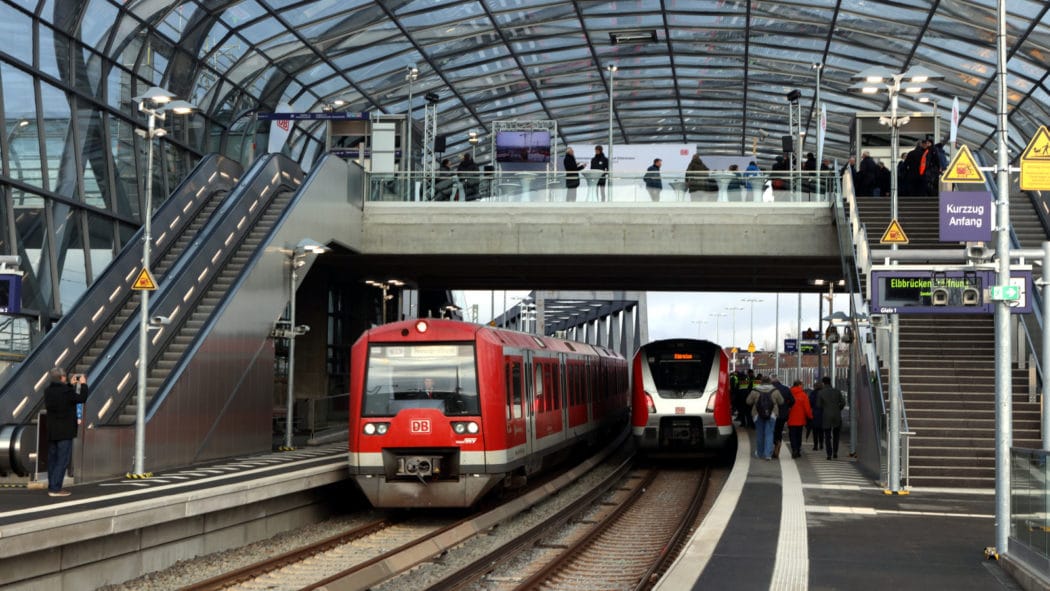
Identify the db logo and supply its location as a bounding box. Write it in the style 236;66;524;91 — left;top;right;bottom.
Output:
410;419;431;433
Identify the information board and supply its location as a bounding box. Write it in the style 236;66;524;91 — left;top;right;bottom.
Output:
870;269;1032;314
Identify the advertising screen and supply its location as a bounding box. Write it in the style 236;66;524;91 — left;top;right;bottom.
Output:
495;131;551;163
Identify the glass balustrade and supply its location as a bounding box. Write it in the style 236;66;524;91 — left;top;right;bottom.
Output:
367;169;838;204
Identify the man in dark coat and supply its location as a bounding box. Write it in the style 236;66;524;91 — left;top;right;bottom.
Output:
817;376;845;459
43;367;89;496
590;145;609;201
457;153;480;201
563;147;586;202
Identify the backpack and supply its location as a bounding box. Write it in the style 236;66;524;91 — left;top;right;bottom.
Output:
755;389;774;420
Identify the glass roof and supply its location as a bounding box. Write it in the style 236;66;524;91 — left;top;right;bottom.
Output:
74;0;1050;164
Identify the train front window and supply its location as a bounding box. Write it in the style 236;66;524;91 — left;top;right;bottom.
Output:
649;353;714;399
362;344;480;417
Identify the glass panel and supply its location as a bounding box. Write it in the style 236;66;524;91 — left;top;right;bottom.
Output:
362;343;479;417
109;116;139;220
3;65;44;192
13;201;49;313
52;206;86;310
37;21;63;79
0;3;34;65
39;80;71;194
86;211;114;286
80;107;109;210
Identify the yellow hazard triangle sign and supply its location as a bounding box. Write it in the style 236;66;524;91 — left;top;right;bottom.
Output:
132;268;158;291
941;145;986;184
880;219;909;244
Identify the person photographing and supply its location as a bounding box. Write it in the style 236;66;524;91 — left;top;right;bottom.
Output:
43;368;89;497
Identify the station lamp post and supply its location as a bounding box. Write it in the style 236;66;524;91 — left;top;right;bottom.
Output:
726;306;744;371
607;64;617;193
850;65;942;494
742;298;762;368
282;239;329;451
366;279;405;324
709;312;726;345
405;64;419;174
130;86;196;478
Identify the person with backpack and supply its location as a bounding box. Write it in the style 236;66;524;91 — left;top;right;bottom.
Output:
770;375;794;458
746;376;784;460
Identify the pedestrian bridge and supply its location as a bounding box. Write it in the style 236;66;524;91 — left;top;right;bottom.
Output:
319;156;843;293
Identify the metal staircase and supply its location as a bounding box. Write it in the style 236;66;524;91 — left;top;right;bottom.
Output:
854;194;1046;488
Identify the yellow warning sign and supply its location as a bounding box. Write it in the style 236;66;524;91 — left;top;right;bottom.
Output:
880;219;909;244
941;145;986;184
747;341;756;353
132;268;157;291
1020;125;1050;191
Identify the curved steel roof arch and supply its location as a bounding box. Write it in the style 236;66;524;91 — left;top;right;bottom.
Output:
80;0;1050;168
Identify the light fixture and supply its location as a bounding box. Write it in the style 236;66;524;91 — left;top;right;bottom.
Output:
609;30;657;44
786;89;802;102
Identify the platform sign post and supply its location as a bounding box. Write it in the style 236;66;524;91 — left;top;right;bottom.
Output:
1019;125;1050;191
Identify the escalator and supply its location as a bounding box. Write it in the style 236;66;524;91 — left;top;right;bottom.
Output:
0;154;244;476
1;151;363;482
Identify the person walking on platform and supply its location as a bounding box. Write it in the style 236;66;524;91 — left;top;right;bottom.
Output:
808;379;824;451
787;380;813;458
770;375;794;458
734;369;755;428
590;145;609;201
746;376;783;460
44;368;89;497
563;147;586;202
644;158;662;201
817;376;845;459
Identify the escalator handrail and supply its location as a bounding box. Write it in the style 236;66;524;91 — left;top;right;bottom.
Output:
0;154;243;424
86;155;304;426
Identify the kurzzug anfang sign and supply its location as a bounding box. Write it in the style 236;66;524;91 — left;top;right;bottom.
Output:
940;191;993;242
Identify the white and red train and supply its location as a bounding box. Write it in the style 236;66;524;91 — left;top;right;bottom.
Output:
631;338;735;456
347;319;629;508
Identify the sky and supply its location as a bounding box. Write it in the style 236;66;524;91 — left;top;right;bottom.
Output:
458;290;853;352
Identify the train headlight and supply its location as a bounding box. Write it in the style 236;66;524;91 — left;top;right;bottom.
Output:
645;393;656;413
363;422;390;435
415;320;429;333
706;395;716;413
452;421;480;435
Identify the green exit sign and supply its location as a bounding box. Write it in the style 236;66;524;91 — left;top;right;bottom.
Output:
991;285;1021;301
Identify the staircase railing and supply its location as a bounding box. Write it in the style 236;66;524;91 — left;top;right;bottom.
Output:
835;171;902;482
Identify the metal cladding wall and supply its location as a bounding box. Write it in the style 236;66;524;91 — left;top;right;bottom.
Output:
78;155;365;481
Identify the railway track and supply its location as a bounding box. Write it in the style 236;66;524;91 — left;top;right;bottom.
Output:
176;437;634;590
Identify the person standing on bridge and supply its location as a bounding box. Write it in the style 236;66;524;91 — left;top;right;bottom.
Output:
643;158;662;201
591;145;609;201
44;368;89;497
563;147;586;202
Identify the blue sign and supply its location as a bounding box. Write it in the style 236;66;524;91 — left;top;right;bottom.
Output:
940;191;992;242
257;111;370;121
0;274;21;314
784;338;797;353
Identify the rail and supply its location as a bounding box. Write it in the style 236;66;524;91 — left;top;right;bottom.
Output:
367;169;837;204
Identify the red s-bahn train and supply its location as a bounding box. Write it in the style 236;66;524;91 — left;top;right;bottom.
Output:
347;319;629;508
631;339;735;456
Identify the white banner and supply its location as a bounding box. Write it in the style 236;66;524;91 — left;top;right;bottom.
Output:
565;143;752;173
267;102;293;154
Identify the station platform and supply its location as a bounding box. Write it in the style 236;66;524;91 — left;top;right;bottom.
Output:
0;445;348;590
656;427;1027;591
